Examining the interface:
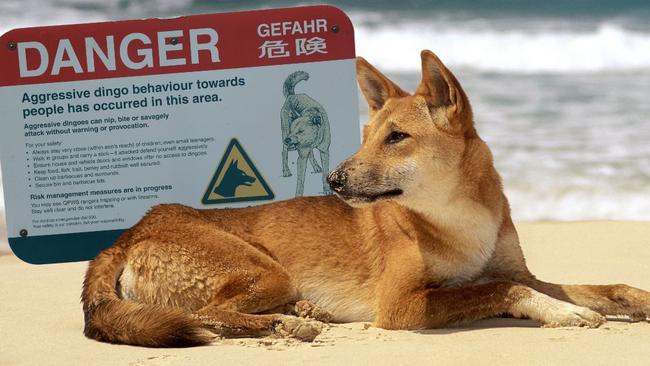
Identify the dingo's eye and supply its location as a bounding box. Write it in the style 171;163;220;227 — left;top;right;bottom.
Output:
386;131;409;144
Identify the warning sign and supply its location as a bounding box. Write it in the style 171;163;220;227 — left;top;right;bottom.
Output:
202;139;274;204
0;5;359;264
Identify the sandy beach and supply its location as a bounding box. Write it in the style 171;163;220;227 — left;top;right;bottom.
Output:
1;221;649;366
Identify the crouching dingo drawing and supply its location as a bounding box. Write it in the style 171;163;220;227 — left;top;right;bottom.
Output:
82;50;650;347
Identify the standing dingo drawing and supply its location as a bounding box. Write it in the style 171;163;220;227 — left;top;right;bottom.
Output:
280;71;331;196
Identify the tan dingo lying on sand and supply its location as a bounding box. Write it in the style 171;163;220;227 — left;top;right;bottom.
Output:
82;50;650;347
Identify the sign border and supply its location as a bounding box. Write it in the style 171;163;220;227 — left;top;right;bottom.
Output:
9;229;125;264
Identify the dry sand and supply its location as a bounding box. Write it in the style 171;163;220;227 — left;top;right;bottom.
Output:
1;221;650;366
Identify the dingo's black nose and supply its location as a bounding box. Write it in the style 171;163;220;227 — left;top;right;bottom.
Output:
327;170;347;192
284;137;291;144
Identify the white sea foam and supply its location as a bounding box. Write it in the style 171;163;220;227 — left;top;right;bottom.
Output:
507;188;650;222
0;0;194;36
354;20;650;73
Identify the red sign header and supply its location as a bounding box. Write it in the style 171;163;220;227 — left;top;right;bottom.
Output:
0;6;355;86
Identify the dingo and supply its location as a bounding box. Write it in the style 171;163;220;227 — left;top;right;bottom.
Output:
82;51;650;347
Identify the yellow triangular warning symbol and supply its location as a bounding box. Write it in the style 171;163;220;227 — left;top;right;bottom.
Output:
202;138;274;205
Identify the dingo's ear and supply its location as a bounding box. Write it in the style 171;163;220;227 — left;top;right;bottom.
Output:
356;57;408;116
416;50;473;134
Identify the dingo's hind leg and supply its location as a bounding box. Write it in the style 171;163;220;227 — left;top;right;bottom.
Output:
120;209;325;342
187;251;324;341
184;232;324;341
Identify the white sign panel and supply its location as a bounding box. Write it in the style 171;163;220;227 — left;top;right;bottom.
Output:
0;6;359;263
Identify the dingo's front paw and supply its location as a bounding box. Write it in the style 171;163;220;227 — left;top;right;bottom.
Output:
512;291;606;328
541;303;605;328
282;169;292;177
603;284;650;321
294;300;333;323
273;316;323;342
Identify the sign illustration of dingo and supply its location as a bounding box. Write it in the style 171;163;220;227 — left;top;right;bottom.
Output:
213;160;256;197
202;139;274;205
280;71;332;196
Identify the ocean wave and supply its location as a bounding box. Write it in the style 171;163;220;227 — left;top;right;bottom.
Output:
0;0;193;34
507;188;650;222
2;1;650;74
355;21;650;73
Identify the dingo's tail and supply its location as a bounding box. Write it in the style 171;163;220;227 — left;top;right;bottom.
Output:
81;236;215;347
283;71;309;97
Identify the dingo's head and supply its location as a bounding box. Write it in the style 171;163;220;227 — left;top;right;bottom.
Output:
284;110;323;151
329;50;496;212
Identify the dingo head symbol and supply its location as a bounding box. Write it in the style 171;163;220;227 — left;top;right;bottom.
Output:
213;160;256;197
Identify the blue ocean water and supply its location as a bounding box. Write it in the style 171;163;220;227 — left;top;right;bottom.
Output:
0;0;649;223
